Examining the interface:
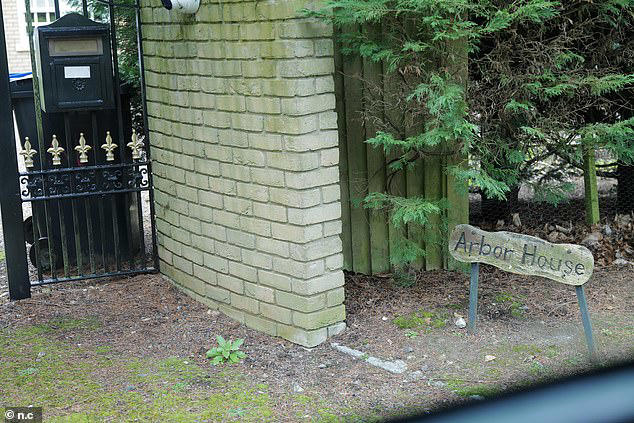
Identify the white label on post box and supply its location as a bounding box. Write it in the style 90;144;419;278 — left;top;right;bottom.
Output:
64;66;91;79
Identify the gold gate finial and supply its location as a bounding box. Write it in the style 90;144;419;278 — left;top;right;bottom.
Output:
74;133;92;164
101;131;118;162
126;129;144;160
20;137;37;168
47;135;64;166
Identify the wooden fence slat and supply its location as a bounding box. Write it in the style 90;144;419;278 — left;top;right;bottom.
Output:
335;24;469;274
406;159;426;269
333;28;353;269
343;33;372;274
423;154;443;270
446;152;470;270
364;25;390;274
382;64;407;271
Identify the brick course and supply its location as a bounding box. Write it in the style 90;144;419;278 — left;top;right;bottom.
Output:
2;0;32;73
141;0;345;347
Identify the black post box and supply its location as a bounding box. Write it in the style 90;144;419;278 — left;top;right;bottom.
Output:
34;13;115;113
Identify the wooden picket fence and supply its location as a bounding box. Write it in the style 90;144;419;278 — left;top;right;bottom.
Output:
333;35;469;275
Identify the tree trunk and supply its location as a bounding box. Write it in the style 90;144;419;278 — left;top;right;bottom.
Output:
617;163;634;214
481;186;520;223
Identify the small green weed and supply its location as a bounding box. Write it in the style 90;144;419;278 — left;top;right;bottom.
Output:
405;331;419;338
392;268;417;288
431;318;446;328
206;336;247;366
529;361;547;376
494;293;513;303
494;292;526;318
545;345;560;358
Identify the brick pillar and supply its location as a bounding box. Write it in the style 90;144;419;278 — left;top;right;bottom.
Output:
141;0;345;346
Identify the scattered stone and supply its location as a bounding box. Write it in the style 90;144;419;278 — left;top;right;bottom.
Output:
485;355;496;362
615;214;632;226
496;220;505;229
613;258;629;266
381;316;388;321
547;231;561;243
602;224;613;236
331;343;408;374
37;351;46;358
318;363;327;369
125;385;136;392
429;380;446;388
420;364;429;372
407;355;416;360
293;383;304;393
555;224;572;234
582;232;603;247
469;395;485;401
512;213;522;227
454;317;466;329
407;371;424;382
404;346;414;354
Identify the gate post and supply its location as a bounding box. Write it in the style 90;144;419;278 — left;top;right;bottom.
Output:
0;0;31;300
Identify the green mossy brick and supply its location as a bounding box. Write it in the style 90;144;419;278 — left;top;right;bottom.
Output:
245;314;277;336
292;305;346;330
260;303;293;325
258;270;292;291
276;291;326;313
230;292;260;314
277;325;327;348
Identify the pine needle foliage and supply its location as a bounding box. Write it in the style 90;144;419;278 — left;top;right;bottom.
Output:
307;0;634;265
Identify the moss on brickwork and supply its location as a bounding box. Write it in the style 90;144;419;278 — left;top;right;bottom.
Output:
139;0;346;346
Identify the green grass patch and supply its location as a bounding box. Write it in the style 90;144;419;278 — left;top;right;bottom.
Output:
443;377;502;399
0;316;377;422
393;310;449;331
544;345;561;358
95;345;112;355
512;344;542;356
493;292;526;318
393;314;425;329
453;383;502;399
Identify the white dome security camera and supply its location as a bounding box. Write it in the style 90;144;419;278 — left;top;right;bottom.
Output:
161;0;199;14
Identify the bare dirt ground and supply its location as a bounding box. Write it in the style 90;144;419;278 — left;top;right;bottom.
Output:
0;263;632;421
1;145;632;420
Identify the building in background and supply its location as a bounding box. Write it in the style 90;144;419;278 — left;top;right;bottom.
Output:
2;0;73;73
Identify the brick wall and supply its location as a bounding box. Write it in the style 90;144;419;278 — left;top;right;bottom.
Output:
140;0;346;347
2;0;32;73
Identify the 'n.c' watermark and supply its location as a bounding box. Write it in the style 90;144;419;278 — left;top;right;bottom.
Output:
4;407;42;423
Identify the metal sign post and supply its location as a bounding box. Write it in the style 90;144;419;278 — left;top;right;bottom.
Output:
575;285;597;360
454;224;598;361
468;262;479;334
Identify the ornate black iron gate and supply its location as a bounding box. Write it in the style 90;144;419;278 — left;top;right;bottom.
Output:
0;0;158;300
